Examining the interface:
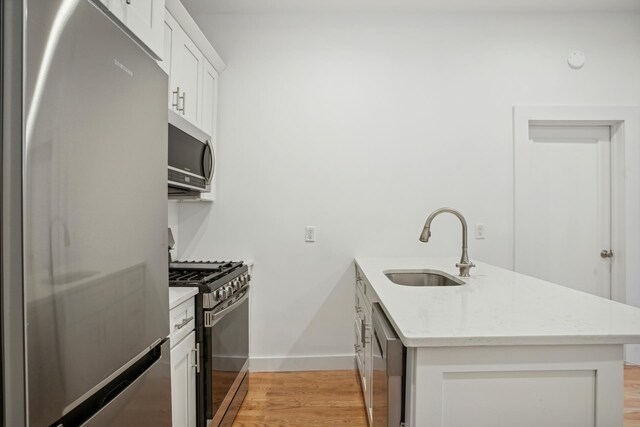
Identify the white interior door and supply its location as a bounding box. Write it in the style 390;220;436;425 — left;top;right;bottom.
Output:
515;124;612;298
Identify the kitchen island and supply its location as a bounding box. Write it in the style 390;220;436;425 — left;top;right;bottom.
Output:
355;257;640;427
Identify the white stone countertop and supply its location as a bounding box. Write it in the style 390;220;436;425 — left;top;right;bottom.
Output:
169;287;198;310
356;257;640;347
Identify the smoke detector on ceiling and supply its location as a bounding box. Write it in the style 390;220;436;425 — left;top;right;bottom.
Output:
567;50;586;69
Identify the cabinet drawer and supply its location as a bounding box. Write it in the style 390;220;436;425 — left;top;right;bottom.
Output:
170;297;195;347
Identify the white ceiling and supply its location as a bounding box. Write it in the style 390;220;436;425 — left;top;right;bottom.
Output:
181;0;640;14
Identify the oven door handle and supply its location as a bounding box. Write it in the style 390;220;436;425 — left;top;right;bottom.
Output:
205;288;249;328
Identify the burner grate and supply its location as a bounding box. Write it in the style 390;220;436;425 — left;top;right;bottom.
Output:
168;260;244;287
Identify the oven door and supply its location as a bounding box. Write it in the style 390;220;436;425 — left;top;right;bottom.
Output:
204;289;250;426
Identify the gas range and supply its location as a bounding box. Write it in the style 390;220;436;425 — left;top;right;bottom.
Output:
168;259;251;427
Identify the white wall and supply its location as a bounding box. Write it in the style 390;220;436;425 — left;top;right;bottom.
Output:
176;12;640;369
168;202;180;260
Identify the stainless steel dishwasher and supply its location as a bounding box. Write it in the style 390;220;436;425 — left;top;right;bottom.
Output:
372;303;406;427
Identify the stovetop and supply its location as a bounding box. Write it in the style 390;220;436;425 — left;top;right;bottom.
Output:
169;260;246;293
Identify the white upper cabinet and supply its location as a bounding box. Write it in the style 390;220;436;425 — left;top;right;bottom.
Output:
201;60;218;138
162;1;225;201
162;0;225;139
102;0;164;60
160;12;176;78
170;27;203;128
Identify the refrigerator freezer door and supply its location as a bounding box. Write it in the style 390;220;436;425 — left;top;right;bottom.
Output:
24;0;169;425
81;341;172;427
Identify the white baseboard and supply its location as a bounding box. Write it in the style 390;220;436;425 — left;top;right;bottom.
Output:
249;354;356;372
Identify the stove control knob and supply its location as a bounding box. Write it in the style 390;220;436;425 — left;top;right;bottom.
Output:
240;275;247;284
214;289;223;301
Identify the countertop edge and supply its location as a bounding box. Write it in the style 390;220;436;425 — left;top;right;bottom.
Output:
169;287;199;310
355;257;640;349
400;335;640;347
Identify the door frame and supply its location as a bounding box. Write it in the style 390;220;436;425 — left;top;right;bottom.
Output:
514;106;640;361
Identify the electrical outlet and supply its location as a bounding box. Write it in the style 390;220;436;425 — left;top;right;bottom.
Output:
475;223;485;240
305;226;316;242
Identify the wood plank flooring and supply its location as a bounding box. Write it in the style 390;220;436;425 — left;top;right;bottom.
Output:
232;371;367;426
232;366;640;426
626;365;640;426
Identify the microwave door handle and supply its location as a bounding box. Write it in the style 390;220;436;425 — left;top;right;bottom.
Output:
203;140;215;185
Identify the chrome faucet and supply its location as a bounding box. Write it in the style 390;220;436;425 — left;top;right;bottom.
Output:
419;207;475;277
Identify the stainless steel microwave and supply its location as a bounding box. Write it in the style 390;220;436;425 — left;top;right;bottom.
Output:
168;111;214;196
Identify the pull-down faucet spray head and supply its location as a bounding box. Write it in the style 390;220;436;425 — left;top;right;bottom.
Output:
419;228;431;242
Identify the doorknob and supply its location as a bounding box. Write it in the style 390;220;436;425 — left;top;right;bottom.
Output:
601;250;614;258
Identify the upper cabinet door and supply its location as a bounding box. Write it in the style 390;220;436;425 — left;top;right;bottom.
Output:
171;28;203;128
107;0;164;60
161;11;178;106
201;60;218;138
123;0;164;59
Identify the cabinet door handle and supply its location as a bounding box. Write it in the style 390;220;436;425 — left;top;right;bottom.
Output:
361;320;371;346
601;249;614;258
174;316;193;330
172;87;180;110
192;343;201;373
179;92;186;115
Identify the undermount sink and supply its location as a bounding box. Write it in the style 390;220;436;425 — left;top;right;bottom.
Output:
384;270;465;287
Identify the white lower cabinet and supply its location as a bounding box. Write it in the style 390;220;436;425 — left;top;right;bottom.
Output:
355;278;373;424
170;296;197;427
171;329;197;427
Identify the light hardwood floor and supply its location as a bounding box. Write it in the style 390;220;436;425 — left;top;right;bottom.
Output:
231;366;640;426
626;365;640;426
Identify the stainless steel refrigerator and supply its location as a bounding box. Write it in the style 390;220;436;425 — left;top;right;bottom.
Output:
2;0;171;425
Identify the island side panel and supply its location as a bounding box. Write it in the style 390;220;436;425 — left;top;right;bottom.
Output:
406;344;623;427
